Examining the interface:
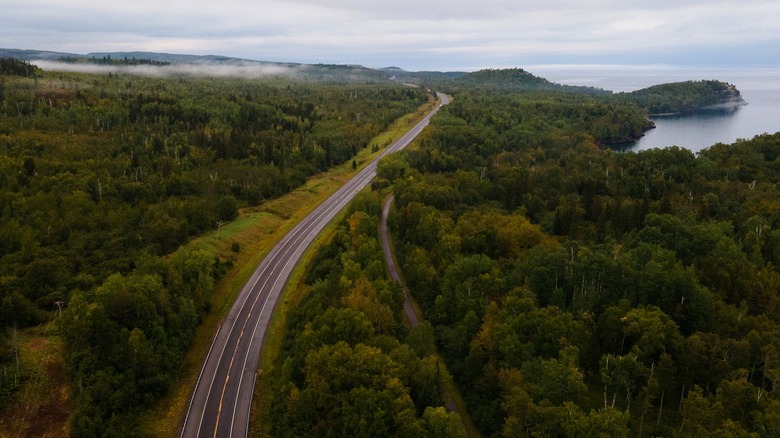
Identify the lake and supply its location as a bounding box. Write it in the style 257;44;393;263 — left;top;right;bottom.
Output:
526;65;780;152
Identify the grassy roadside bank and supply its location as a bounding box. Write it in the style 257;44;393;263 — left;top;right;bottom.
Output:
139;92;441;436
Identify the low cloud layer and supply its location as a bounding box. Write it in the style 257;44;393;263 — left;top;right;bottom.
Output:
4;0;780;70
31;60;301;78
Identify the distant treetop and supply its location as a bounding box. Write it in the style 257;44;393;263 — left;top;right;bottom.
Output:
0;58;40;77
57;55;171;66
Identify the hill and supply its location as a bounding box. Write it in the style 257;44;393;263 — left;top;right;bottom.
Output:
451;68;611;95
621;79;747;114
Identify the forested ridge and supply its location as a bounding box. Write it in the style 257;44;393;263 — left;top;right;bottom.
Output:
0;58;427;435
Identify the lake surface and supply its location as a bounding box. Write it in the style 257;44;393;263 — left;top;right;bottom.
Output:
527;65;780;152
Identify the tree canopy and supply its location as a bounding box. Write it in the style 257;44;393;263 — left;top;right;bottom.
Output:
382;88;780;436
0;66;426;434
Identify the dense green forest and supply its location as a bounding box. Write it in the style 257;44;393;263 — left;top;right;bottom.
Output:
418;67;743;119
0;58;427;434
270;85;780;436
375;91;780;436
2;53;776;436
265;191;467;437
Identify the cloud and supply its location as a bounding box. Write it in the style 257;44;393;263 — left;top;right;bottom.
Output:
31;60;302;78
2;0;779;70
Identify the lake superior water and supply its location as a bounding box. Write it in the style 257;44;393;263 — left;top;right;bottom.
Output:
526;65;780;152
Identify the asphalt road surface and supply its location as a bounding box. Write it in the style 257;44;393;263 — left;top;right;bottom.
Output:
181;93;449;438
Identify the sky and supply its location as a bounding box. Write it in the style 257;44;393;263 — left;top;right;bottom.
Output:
2;0;780;71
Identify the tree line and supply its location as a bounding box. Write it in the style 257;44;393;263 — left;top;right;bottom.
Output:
57;56;171;66
0;58;39;77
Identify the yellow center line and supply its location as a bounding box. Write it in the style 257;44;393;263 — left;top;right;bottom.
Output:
213;320;249;437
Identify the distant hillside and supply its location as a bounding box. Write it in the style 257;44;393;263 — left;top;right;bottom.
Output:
0;49;605;93
0;48;271;65
0;48;83;61
447;68;612;95
381;67;467;84
0;49;745;106
621;80;747;114
0;48;391;82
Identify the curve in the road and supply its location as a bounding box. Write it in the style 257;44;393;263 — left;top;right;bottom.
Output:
181;93;450;438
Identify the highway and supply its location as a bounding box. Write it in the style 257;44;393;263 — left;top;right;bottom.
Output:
181;92;449;438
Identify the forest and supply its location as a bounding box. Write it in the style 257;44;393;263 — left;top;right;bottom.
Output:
266;85;780;437
424;67;745;118
619;80;747;114
384;93;780;436
0;58;427;435
264;191;468;437
2;55;778;437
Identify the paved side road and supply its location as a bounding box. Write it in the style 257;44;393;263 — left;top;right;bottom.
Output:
181;93;449;438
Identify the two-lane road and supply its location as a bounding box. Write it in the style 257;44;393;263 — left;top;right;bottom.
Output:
181;93;449;438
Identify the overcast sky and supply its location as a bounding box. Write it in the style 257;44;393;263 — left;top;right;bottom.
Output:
2;0;779;71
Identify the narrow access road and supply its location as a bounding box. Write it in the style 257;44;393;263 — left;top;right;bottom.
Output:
380;194;420;328
379;194;459;415
181;93;449;438
381;192;482;437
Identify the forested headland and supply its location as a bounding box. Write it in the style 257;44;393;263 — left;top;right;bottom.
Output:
620;80;747;115
2;54;777;437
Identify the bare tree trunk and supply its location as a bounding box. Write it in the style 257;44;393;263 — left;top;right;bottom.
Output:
625;382;632;414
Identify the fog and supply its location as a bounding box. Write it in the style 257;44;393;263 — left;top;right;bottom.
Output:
31;60;303;78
